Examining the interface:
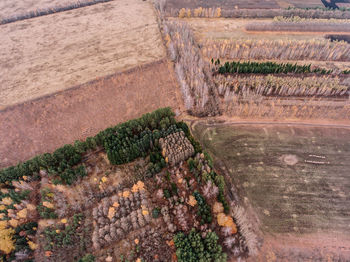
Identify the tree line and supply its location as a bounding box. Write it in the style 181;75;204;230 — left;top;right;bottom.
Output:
214;60;333;75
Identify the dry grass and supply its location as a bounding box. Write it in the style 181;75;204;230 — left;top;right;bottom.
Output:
183;18;328;42
0;0;97;20
0;0;164;108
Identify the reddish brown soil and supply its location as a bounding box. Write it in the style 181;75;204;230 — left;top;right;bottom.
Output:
247;233;350;262
0;59;184;169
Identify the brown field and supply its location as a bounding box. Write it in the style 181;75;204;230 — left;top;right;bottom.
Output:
192;121;350;261
0;0;164;108
0;0;105;20
0;59;184;169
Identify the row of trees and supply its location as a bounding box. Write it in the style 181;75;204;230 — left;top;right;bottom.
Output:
203;38;350;62
0;108;175;184
214;60;333;75
214;74;349;98
246;20;350;33
193;191;212;224
174;229;227;262
166;6;350;19
163;21;221;116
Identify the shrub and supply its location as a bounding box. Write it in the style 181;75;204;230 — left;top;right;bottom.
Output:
193;191;212;224
77;254;95;262
152;208;161;219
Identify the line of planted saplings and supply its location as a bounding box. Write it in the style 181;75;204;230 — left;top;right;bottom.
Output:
212;60;335;76
214;74;349;98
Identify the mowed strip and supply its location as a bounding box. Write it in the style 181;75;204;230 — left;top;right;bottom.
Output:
0;0;165;108
0;59;184;168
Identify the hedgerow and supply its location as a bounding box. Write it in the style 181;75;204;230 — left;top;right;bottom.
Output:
214;60;333;75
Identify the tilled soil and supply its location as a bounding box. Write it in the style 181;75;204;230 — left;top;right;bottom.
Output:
0;59;184;168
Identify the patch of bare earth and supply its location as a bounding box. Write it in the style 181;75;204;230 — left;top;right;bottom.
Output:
249;233;350;262
0;0;164;108
0;59;184;168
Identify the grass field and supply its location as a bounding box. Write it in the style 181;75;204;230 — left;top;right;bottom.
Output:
192;121;350;260
0;0;164;108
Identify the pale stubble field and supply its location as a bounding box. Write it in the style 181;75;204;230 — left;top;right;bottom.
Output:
0;0;165;108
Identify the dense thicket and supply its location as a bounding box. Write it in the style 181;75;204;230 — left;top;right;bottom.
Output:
105;124;181;165
215;60;333;75
0;0;114;25
0;108;175;184
174;229;227;262
203;39;350;62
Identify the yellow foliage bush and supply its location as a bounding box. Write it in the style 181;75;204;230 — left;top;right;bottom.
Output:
17;208;27;219
213;202;224;214
1;197;12;206
187;195;197;207
0;225;15;254
178;8;186;18
107;207;116;220
217;213;237;234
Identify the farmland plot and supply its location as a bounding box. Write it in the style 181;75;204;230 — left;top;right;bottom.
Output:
0;0;164;108
192;122;350;261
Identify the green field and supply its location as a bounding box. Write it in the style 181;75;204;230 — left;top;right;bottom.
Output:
192;122;350;236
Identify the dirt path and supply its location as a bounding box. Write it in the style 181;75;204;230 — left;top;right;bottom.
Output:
0;59;184;169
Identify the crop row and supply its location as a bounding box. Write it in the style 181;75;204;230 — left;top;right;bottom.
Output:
245;21;350;33
202;39;350;62
1;0;114;25
214;60;333;75
214;74;349;98
166;7;350;19
273;16;350;23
